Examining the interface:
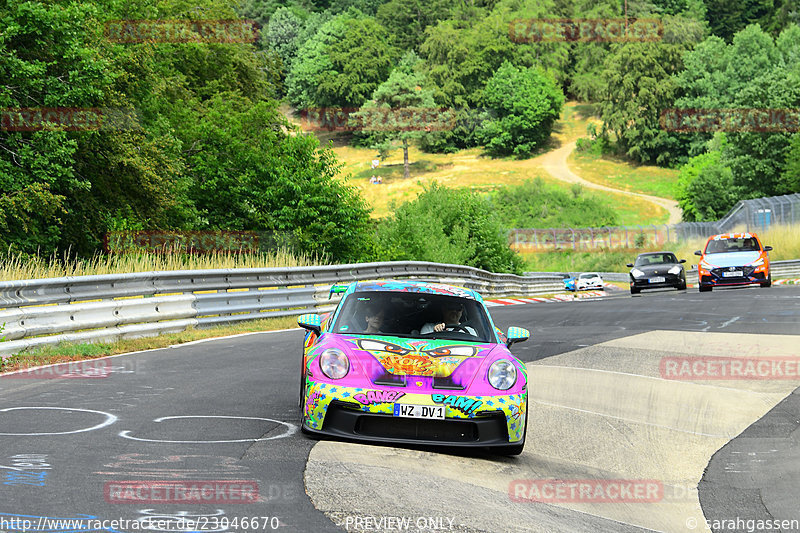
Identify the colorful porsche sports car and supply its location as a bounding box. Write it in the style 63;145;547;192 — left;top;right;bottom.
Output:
694;232;773;292
296;280;530;455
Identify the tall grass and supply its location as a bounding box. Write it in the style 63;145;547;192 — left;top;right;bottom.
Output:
0;248;321;282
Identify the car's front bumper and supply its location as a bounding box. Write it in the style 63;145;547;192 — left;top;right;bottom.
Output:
302;382;526;446
699;267;768;287
630;273;684;289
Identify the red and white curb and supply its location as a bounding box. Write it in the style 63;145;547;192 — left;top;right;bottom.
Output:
485;291;607;307
774;278;800;285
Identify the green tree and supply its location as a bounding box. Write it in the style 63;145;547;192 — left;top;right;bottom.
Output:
351;53;445;178
0;0;187;254
781;133;800;194
478;62;565;157
704;0;775;41
674;24;800;196
675;136;739;221
376;183;523;273
264;7;303;72
599;29;693;165
286;13;399;109
376;0;455;51
185;96;373;261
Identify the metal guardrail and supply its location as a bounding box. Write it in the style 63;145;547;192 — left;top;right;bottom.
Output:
0;261;565;359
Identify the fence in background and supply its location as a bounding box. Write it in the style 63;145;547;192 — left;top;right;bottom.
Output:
0;261;565;359
510;193;800;251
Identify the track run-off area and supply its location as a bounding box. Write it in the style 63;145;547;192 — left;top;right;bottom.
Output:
1;285;799;533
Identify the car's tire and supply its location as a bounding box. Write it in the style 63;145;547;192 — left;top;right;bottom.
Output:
630;287;640;295
761;274;772;288
678;280;687;290
699;285;712;292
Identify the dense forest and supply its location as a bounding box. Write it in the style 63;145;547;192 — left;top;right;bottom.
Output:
1;0;799;273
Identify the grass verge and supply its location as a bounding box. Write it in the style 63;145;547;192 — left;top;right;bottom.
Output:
0;316;299;374
569;150;680;200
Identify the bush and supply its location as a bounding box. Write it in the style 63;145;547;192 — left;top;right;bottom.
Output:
478;62;565;157
375;183;523;274
676;136;740;222
489;178;619;229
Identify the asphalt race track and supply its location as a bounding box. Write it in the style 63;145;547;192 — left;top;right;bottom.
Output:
1;285;799;533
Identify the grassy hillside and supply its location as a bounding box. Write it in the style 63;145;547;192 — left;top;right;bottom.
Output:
569;150;680;199
329;103;668;225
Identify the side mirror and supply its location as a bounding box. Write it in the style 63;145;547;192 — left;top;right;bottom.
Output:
679;259;686;263
764;246;773;251
626;263;634;268
694;250;702;256
297;313;322;336
506;326;530;348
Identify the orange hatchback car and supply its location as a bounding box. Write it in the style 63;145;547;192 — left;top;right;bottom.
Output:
694;232;773;292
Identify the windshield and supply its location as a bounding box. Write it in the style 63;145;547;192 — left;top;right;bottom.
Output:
578;273;598;279
332;291;494;343
705;237;760;254
635;253;678;266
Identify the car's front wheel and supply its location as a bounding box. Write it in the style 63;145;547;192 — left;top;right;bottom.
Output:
630;287;640;295
678;279;687;290
699;285;712;292
761;274;772;288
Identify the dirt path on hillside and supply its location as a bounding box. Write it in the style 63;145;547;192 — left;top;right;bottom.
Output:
539;140;683;224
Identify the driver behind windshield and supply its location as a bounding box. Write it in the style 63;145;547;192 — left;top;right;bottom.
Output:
421;301;477;335
362;303;386;334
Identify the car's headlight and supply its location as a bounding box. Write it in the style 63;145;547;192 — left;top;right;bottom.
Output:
631;268;645;278
319;348;349;379
699;260;714;270
749;258;765;267
488;360;517;390
668;265;682;275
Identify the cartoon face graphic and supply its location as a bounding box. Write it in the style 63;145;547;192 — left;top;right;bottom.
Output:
353;339;480;377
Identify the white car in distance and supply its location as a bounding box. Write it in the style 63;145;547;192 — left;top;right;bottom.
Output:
575;272;604;291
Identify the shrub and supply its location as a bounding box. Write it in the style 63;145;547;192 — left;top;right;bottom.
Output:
375;183;523;274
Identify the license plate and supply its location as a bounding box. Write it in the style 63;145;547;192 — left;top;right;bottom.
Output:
393;404;445;419
649;277;665;283
723;271;743;277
